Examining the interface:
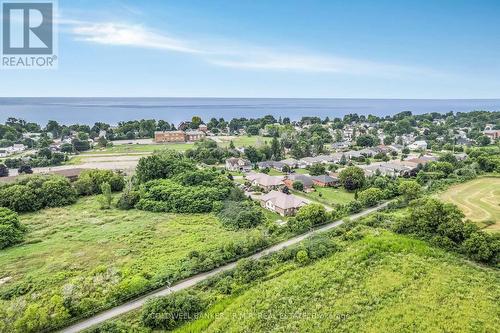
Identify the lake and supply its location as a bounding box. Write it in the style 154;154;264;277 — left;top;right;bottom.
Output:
0;97;499;125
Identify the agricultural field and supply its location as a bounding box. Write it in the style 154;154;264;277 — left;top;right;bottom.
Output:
0;195;268;332
100;229;500;333
438;177;500;231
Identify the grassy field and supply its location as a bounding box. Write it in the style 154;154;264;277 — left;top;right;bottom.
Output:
0;195;267;332
438;177;500;231
84;143;195;154
187;232;499;333
215;135;269;148
101;229;500;333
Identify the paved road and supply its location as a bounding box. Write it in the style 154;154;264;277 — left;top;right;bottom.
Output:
59;201;389;333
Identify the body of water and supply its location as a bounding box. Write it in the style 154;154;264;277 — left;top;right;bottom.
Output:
0;97;499;125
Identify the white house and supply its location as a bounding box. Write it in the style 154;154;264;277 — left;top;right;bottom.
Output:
225;157;252;172
408;140;428;150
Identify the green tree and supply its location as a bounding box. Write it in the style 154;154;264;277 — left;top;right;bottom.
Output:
398;180;422;202
356;134;378;147
135;151;196;183
289;204;327;232
292;181;304;191
476;135;491;146
309;163;326;176
270;136;283;160
339;166;365;191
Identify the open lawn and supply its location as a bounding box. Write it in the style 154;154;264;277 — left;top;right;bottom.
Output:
267;169;285;176
438;177;500;231
104;229;500;333
298;186;355;206
0;195;265;332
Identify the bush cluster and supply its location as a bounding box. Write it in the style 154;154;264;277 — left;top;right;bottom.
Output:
217;200;264;229
142;291;206;330
0;175;77;212
394;197;499;264
136;169;234;213
0;207;26;249
74;169;125;195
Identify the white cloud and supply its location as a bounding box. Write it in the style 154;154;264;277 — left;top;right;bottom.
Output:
70;22;201;54
63;19;441;78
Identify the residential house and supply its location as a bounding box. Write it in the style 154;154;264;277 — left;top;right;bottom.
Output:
245;173;284;192
283;174;314;190
331;141;350;150
257;161;274;170
177;121;191;131
311;175;339;187
280;158;299;169
483;125;500;140
360;162;412;177
259;190;307;216
408;140;428;150
225;157;252;172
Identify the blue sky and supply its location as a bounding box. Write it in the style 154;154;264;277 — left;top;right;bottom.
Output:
1;0;500;98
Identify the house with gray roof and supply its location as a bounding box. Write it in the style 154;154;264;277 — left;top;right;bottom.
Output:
259;190;307;216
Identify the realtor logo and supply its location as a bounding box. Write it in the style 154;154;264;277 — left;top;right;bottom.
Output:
1;1;57;68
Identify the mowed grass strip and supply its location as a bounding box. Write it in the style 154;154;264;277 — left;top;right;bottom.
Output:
438;177;500;230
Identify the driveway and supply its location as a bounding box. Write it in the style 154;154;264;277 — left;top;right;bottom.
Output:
59;201;389;333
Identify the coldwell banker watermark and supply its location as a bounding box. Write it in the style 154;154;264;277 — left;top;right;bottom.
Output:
1;0;57;69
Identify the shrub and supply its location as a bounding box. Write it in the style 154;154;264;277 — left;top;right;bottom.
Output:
141;291;205;330
295;249;309;265
74;169;124;195
234;258;266;283
358;187;383;207
288;204;328;232
398;180;422;202
0;184;40;212
116;190;140;210
40;177;77;207
346;200;363;213
292;181;304;191
97;182;112;209
136;171;233;214
0;175;77;212
218;201;264;229
0;207;26;249
17;165;33;174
